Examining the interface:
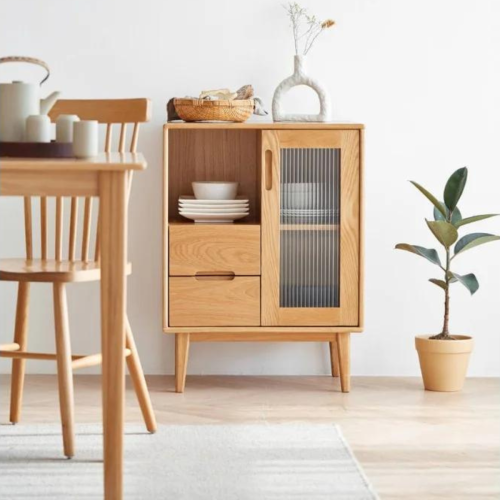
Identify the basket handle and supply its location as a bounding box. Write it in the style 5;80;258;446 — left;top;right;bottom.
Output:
0;56;50;85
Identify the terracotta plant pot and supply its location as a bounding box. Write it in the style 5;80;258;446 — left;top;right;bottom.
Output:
415;335;474;392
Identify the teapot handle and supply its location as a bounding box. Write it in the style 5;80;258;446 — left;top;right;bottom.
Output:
0;56;50;85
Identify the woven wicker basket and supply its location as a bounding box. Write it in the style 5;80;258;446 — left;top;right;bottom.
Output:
174;98;254;123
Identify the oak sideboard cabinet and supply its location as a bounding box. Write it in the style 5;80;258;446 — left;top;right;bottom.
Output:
163;122;364;393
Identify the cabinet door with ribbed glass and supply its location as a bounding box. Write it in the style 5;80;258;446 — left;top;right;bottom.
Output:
261;130;361;326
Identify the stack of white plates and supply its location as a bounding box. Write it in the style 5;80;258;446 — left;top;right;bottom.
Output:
179;196;250;223
281;208;340;223
282;209;339;216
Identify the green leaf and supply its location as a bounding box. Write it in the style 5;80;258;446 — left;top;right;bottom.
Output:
429;278;447;290
451;272;479;295
451;208;462;225
444;167;468;212
410;181;447;217
434;202;462;226
455;214;499;228
426;220;459;248
395;244;442;267
454;233;500;256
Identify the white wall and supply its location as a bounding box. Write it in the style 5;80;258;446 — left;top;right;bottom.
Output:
1;0;499;377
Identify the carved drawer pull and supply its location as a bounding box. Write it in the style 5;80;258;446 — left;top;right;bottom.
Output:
195;271;235;281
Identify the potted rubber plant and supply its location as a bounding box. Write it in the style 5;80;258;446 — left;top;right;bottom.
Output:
396;167;499;391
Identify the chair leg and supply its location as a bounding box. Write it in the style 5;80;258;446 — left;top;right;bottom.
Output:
10;282;30;424
125;317;157;433
329;339;340;378
175;333;190;393
337;332;351;393
53;283;75;458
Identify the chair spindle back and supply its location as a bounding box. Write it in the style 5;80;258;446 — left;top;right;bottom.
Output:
22;99;151;263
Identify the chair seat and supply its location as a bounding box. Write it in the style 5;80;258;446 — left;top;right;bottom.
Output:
0;259;132;283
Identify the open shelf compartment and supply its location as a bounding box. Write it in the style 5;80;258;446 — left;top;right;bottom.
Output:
167;129;261;225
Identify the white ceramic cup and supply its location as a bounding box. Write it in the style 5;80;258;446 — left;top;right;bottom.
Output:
73;120;98;158
56;114;80;143
25;115;51;143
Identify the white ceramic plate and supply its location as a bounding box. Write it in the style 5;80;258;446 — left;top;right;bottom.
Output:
179;207;249;214
180;203;249;210
179;212;249;223
282;183;321;191
282;210;339;215
179;195;249;205
282;207;338;211
282;216;339;220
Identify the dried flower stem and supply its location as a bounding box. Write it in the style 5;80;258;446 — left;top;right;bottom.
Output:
283;2;335;55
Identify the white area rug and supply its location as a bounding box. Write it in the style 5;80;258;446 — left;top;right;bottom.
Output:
0;423;378;499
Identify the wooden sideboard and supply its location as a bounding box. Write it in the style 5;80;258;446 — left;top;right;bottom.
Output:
163;121;364;393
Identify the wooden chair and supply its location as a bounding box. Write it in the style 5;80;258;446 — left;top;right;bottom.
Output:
0;99;156;458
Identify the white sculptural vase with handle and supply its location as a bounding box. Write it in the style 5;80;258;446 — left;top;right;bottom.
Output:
272;55;331;122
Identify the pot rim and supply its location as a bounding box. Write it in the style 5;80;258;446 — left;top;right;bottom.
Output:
415;334;473;341
415;334;474;354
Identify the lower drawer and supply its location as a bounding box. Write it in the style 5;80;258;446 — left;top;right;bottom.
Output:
169;276;260;327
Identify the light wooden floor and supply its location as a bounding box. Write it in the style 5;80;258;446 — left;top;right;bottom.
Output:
1;375;499;499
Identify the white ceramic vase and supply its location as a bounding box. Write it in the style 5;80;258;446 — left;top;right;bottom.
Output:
272;55;331;123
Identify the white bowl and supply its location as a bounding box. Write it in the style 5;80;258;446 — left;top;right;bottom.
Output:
283;183;320;192
192;181;239;200
282;183;321;209
284;192;321;209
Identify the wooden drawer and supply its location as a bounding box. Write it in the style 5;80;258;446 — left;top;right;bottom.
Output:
169;225;260;276
169;276;260;327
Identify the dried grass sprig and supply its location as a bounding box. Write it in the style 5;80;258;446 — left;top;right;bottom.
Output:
283;2;335;55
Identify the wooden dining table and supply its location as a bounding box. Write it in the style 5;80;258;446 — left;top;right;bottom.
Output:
0;152;146;499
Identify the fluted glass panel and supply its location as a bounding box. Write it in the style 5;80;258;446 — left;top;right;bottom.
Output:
279;148;340;308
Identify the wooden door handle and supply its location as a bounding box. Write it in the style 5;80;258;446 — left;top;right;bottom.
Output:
265;150;272;191
195;271;235;281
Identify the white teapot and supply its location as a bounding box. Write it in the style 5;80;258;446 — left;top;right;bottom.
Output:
0;56;60;142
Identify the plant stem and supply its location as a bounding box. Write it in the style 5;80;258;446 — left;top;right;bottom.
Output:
442;247;451;336
430;247;453;341
434;208;455;341
304;26;323;55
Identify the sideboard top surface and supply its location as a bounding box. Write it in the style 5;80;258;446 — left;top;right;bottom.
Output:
164;121;364;130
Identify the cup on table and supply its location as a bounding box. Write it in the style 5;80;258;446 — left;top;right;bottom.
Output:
56;114;80;143
73;120;98;158
25;115;51;142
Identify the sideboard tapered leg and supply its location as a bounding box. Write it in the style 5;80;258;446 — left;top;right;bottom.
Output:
175;333;190;393
329;339;340;377
337;332;351;393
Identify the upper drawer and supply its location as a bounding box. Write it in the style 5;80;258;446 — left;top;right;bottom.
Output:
169;225;260;276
